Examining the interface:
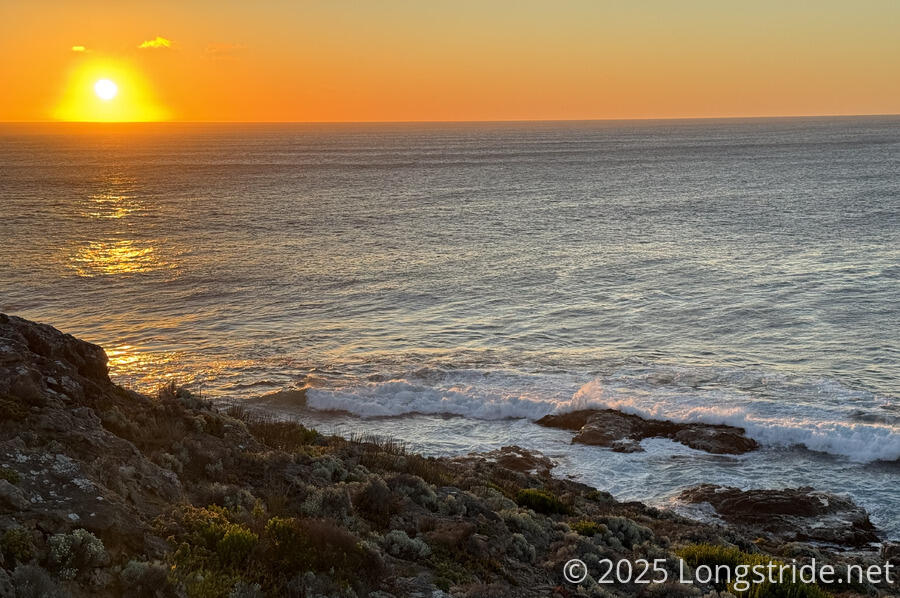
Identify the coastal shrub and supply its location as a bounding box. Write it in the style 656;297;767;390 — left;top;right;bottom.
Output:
0;467;20;484
602;516;653;549
200;482;256;512
156;451;184;474
571;520;608;537
438;493;467;516
347;432;407;454
228;408;320;451
182;569;240;598
264;516;383;584
678;544;831;598
205;459;224;479
310;455;349;482
1;527;35;564
216;525;258;566
379;529;431;560
178;505;233;547
0;395;28;421
228;581;264;598
119;560;174;597
353;476;394;527
389;473;439;510
10;564;65;598
585;489;616;505
47;528;108;580
352;437;452;487
202;413;228;438
300;484;353;520
515;488;571;515
507;533;535;563
158;380;198;404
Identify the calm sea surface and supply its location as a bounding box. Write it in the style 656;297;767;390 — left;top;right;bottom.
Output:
1;118;898;536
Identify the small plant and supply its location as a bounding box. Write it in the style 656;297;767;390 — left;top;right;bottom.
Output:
603;516;653;549
216;525;258;566
1;527;35;564
119;560;174;598
227;408;320;450
570;520;607;537
0;467;20;484
507;533;535;563
585;489;615;504
48;528;108;580
11;564;65;598
378;529;431;560
263;516;382;584
353;476;394;527
515;488;571;515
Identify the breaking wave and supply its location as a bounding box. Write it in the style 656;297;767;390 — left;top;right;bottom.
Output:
306;369;899;463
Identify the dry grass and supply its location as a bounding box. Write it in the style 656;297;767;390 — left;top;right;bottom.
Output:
226;405;320;451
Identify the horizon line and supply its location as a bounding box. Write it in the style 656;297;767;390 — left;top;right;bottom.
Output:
2;112;899;125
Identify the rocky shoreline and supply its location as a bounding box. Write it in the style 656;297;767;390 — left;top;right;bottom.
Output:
536;410;758;455
0;313;895;597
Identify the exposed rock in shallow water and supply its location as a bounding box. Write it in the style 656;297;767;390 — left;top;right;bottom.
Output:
536;409;759;455
679;484;880;547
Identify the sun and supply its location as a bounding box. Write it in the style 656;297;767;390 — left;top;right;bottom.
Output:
94;79;118;101
55;59;168;121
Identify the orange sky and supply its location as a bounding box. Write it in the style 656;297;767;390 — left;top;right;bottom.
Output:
2;0;899;122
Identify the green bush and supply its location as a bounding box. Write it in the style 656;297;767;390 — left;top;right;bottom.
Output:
182;568;240;598
216;526;258;566
678;544;831;598
264;516;382;583
570;520;607;537
1;527;34;564
515;488;571;515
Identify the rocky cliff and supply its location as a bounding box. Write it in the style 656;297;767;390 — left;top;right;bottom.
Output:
0;314;893;597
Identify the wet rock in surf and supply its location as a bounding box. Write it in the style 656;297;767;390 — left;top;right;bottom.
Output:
679;484;880;547
536;409;758;455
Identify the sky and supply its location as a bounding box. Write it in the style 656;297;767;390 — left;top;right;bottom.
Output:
1;0;899;122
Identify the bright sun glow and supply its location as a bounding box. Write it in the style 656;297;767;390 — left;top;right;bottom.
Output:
55;59;168;122
94;79;118;101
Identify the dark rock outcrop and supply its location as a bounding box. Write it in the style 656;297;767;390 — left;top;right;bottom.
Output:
537;409;758;455
679;484;880;547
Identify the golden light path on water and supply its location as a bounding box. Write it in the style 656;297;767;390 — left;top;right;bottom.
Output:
105;344;253;395
68;239;167;276
64;170;195;390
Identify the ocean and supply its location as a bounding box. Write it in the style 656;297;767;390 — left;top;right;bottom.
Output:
1;117;898;537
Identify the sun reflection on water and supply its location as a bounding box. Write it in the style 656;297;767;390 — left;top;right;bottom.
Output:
80;176;142;220
106;343;256;396
69;239;169;276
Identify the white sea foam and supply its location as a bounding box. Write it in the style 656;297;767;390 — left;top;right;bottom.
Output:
562;380;900;463
306;378;557;420
306;372;900;463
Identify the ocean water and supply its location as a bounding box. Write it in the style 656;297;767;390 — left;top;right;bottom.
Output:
2;118;898;538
